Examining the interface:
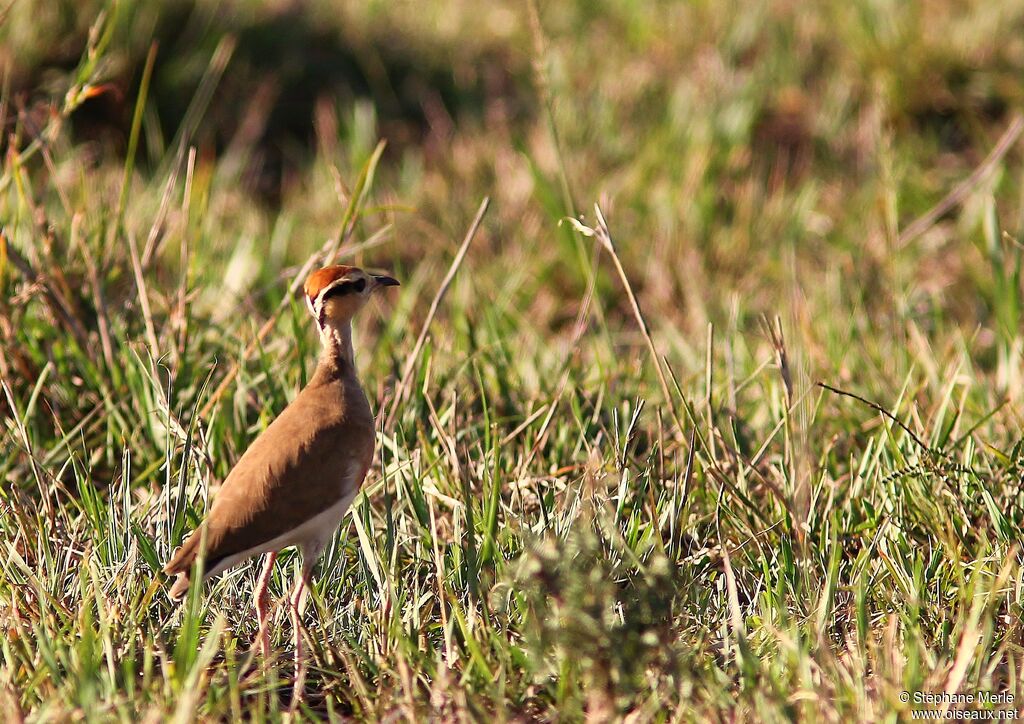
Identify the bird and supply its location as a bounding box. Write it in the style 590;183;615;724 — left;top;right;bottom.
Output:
163;264;399;701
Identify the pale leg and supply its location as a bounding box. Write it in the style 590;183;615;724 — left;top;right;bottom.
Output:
255;551;278;660
288;554;317;709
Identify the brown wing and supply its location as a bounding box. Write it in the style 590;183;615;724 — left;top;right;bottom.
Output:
164;384;373;580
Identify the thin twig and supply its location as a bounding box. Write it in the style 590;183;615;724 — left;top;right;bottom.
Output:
384;197;490;430
565;204;686;438
899;113;1024;246
817;381;930;453
140;149;186;269
818;382;988;486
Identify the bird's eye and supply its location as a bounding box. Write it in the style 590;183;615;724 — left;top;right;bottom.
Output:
321;278;366;302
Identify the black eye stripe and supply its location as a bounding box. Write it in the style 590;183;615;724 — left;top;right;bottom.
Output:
321;278;365;302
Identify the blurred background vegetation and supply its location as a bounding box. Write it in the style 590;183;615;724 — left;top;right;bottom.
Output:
4;0;1024;287
5;0;1024;335
3;0;1024;719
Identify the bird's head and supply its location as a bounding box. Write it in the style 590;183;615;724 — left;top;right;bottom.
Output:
303;265;400;330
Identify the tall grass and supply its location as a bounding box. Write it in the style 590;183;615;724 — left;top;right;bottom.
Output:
2;0;1024;720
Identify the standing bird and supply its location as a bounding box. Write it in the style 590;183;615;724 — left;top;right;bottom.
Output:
163;264;399;700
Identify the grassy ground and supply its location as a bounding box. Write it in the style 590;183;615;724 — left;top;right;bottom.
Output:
3;0;1024;720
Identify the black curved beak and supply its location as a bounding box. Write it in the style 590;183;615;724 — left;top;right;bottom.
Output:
373;275;400;288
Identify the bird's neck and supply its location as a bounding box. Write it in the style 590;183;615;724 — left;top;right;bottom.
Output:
319;320;356;371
